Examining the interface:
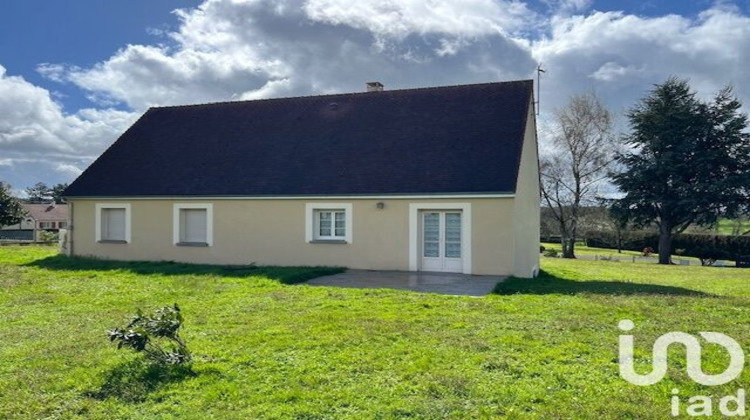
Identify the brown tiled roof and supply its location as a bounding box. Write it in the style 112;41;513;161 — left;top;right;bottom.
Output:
65;80;533;197
22;203;69;221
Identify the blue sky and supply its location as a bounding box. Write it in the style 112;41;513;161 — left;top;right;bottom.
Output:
0;1;202;113
2;0;750;192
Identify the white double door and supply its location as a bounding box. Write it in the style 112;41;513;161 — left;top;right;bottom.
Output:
421;211;463;273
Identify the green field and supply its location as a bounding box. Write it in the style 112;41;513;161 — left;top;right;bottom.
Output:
717;219;750;236
1;246;750;418
540;242;704;264
541;241;644;257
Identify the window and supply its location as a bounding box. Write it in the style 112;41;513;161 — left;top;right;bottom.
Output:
305;203;352;243
58;221;68;229
39;221;55;229
180;209;207;243
95;203;131;243
315;209;346;239
173;204;213;246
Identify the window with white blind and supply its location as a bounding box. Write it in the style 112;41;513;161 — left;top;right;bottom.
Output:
305;203;352;243
95;203;131;243
173;204;213;246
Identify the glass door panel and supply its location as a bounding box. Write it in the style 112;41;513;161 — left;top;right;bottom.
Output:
423;212;440;258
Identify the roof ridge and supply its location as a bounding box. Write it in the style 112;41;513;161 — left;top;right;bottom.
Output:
149;79;533;111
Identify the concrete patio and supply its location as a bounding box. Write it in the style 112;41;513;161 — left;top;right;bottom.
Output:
305;270;505;296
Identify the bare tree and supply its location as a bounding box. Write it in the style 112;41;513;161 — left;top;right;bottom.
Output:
541;93;617;258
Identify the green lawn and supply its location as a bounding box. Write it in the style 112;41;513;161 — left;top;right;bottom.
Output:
2;246;750;418
541;241;705;264
717;218;750;236
542;241;645;258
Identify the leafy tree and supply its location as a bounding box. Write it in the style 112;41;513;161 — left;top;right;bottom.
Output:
0;182;25;226
612;78;750;264
25;182;52;203
541;93;617;258
51;183;69;204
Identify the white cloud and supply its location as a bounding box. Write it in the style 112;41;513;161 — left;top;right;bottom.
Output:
589;62;642;82
36;63;67;83
303;0;536;38
55;163;84;177
0;65;137;188
9;0;750;191
38;0;750;120
0;65;136;157
531;8;750;114
42;0;538;110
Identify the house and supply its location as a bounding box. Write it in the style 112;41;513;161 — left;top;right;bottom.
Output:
63;80;540;277
0;203;69;242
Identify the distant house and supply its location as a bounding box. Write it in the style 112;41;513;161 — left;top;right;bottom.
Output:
64;80;541;277
0;203;69;242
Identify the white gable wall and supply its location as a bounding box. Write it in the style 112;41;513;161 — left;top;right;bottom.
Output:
511;99;542;278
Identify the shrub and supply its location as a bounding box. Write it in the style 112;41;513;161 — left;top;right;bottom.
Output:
108;304;191;365
586;231;750;262
543;248;559;258
540;245;546;253
586;231;659;252
38;230;59;242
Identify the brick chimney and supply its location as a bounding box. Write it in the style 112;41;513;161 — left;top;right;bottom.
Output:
366;82;384;92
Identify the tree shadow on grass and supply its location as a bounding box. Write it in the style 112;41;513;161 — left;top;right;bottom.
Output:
25;255;344;284
494;270;714;297
85;359;197;403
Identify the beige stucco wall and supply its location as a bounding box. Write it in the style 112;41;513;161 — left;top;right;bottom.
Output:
511;99;542;278
70;197;520;276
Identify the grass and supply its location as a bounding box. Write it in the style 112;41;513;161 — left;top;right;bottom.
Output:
717;218;750;236
541;241;704;264
1;246;750;418
541;241;645;258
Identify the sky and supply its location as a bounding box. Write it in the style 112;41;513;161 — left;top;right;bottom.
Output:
2;0;750;194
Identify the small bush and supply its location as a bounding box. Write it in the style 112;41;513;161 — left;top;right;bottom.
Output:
543;248;559;258
38;230;58;242
108;304;191;365
540;245;546;253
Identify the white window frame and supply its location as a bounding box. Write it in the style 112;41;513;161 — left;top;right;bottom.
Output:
305;203;352;243
95;203;131;243
408;203;471;274
314;209;347;240
173;203;213;246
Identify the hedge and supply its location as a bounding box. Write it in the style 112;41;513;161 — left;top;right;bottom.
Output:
586;231;750;262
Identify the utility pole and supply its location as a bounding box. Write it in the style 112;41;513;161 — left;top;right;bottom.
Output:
536;64;546;116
